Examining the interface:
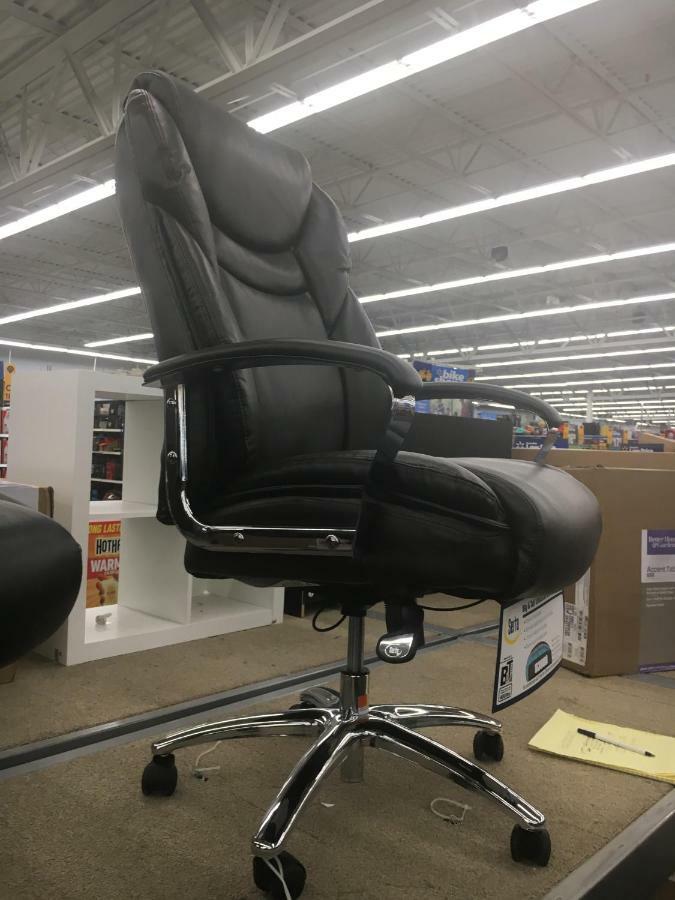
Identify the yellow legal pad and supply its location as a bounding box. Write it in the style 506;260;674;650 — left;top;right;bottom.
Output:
528;709;675;785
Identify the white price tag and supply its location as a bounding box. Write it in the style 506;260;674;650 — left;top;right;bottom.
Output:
492;591;563;712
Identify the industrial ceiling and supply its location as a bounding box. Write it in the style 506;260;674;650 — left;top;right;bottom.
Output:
1;0;675;424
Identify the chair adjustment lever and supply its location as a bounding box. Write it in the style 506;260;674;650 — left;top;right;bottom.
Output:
377;601;426;664
376;631;421;663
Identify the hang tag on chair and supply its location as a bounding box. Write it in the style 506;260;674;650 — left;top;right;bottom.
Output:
492;592;564;712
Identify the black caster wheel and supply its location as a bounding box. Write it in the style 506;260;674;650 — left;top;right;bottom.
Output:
473;730;504;762
141;753;178;797
253;852;307;899
510;826;551;867
289;702;314;710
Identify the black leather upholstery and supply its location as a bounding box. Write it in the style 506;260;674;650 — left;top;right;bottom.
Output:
115;71;602;603
0;498;81;667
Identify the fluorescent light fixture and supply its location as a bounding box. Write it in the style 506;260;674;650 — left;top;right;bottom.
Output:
512;376;675;389
248;0;600;134
376;291;675;339
475;345;675;371
0;336;155;365
358;241;675;304
481;362;675;382
551;396;675;405
0;179;116;242
85;332;154;348
0;2;600;243
563;405;675;412
0;286;142;327
349;151;675;243
388;327;675;362
476;342;521;351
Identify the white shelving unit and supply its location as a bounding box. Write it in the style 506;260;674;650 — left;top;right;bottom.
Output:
8;369;283;665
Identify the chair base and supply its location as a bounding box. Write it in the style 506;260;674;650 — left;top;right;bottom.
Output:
141;616;551;896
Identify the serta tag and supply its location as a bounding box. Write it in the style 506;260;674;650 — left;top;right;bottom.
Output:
492;592;563;712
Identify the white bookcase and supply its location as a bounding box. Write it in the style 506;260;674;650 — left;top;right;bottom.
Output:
8;369;283;665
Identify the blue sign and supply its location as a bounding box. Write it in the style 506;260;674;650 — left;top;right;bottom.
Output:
412;360;475;414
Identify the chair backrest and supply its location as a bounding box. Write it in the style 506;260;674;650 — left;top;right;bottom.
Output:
115;71;391;508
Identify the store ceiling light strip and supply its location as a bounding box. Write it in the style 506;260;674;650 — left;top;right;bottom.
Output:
532;385;675;394
0;180;116;242
376;291;675;338
348;149;675;243
0;286;142;327
559;397;675;407
512;375;675;389
85;332;154;348
248;0;600;134
0;0;599;244
414;326;675;359
475;344;675;371
359;242;675;304
0;336;156;365
480;362;675;382
562;404;675;410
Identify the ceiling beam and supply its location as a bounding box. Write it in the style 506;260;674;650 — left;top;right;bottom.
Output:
65;48;113;135
190;0;242;73
0;1;65;36
0;0;156;105
0;0;433;206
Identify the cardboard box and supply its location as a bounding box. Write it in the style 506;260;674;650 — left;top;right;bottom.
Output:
0;481;53;516
561;467;675;676
637;432;675;452
513;447;675;469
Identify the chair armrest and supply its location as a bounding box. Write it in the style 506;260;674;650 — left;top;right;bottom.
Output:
144;339;421;396
415;382;564;428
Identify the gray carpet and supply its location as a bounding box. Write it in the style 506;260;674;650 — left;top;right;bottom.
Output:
0;599;499;750
1;639;671;900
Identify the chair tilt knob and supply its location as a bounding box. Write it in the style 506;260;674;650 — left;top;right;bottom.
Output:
376;601;425;664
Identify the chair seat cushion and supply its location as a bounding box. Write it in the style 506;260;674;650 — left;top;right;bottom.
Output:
187;452;601;602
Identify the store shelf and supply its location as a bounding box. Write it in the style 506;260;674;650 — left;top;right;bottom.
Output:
83;593;274;660
0;434;8;438
92;450;122;455
0;463;6;468
93;428;123;433
8;370;281;664
91;477;123;484
89;500;156;520
85;604;178;644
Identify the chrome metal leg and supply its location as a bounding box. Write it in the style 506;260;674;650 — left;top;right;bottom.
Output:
152;709;335;756
368;717;546;831
252;719;363;857
370;704;501;732
339;668;368;783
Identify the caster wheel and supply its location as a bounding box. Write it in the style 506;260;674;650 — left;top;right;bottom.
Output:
510;826;551;867
253;852;306;899
141;753;178;797
473;730;504;762
289;702;314;710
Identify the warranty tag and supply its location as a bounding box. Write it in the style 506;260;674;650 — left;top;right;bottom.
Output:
492;592;563;712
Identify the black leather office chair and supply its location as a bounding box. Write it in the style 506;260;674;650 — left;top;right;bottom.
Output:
0;496;81;668
115;71;601;898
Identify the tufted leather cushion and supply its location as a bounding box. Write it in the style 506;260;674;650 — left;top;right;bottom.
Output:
128;71;312;252
116;71;391;511
186;452;600;601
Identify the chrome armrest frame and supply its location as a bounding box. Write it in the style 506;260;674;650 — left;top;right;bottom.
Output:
163;384;416;557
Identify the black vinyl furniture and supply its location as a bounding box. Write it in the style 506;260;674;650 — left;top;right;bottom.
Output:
0;497;81;668
115;71;602;899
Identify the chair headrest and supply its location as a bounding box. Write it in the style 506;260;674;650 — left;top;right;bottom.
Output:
125;71;313;252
